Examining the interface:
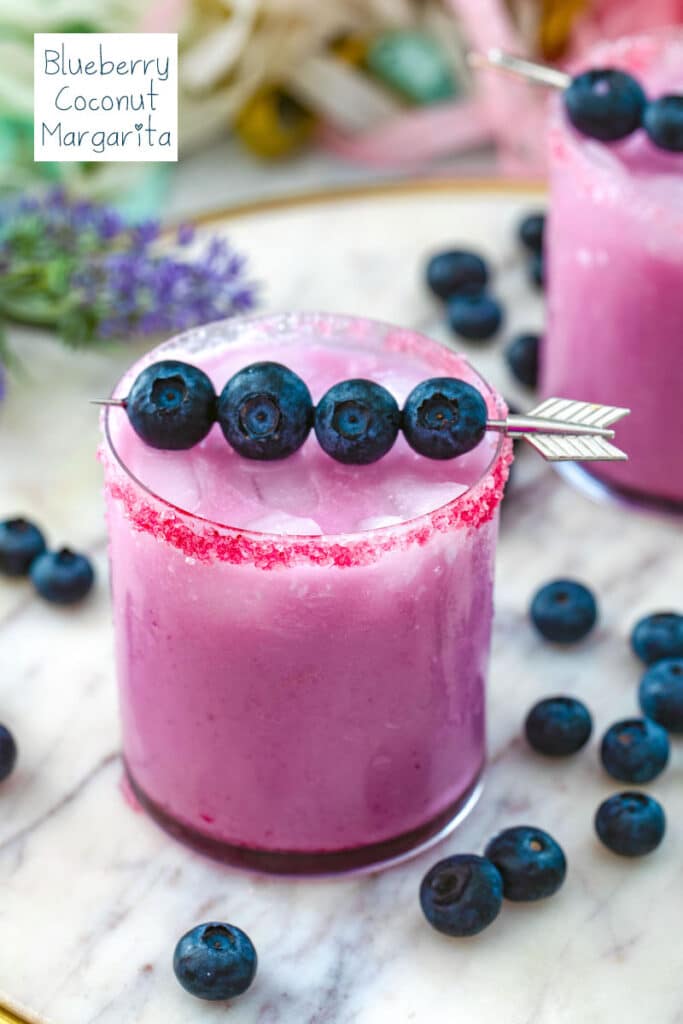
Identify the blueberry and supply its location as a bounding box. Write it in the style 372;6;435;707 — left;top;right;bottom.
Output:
173;922;257;1001
505;333;540;389
30;548;95;605
402;377;488;460
595;792;665;857
0;517;47;576
644;95;683;152
0;725;17;783
484;826;566;901
525;696;593;756
314;379;400;465
530;579;598;644
639;659;683;733
518;212;545;254
419;854;503;937
631;612;683;665
425;250;489;300
529;252;545;290
447;292;503;341
218;362;313;461
564;68;646;142
127;360;216;450
600;718;669;784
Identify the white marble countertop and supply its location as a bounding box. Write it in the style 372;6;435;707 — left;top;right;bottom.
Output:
1;181;682;1024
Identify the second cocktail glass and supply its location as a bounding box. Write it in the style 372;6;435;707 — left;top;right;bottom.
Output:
543;31;683;510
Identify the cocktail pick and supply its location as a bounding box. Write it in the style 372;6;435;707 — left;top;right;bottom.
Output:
470;49;662;148
467;49;570;90
94;396;630;462
487;398;629;461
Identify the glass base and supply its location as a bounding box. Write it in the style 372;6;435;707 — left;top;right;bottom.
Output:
555;462;683;518
126;766;483;877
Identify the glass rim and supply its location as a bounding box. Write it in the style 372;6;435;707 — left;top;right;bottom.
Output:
102;312;512;553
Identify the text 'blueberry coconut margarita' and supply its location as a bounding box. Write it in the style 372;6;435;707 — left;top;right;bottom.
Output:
99;312;627;873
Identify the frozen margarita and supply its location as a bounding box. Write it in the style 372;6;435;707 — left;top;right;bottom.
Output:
101;313;511;872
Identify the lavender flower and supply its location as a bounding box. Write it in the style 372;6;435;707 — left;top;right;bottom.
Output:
0;189;258;357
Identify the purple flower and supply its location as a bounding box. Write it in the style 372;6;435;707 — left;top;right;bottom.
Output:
177;224;195;246
132;220;160;247
0;189;258;357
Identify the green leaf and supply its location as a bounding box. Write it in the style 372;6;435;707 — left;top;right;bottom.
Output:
0;291;67;327
0;322;26;378
57;305;100;347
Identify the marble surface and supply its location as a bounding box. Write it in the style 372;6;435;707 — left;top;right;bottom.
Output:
1;182;682;1024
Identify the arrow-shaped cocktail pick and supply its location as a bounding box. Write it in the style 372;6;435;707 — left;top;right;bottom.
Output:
94;397;630;462
467;49;571;90
487;399;630;461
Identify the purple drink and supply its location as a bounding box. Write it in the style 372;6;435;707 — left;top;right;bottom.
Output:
101;313;511;872
543;32;683;508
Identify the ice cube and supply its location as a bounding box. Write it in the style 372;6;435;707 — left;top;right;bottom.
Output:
247;512;324;536
129;446;201;513
388;480;466;520
247;456;321;516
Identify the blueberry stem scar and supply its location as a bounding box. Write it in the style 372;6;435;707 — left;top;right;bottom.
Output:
468;49;571;91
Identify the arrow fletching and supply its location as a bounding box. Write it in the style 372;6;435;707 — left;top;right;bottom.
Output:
523;433;628;461
527;398;630;431
497;398;630;462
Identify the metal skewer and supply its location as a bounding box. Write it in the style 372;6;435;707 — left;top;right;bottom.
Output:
468;49;571;91
93;394;630;463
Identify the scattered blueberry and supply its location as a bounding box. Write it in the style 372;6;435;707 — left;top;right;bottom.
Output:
0;725;17;783
644;95;683;152
419;854;503;937
529;252;545;290
447;292;503;341
518;212;545;254
600;718;669;784
30;548;95;605
425;249;489;300
126;361;216;450
505;333;540;389
173;922;257;1001
530;579;598;644
595;792;665;857
631;612;683;665
484;826;566;901
564;68;646;142
402;377;488;460
0;517;47;576
218;362;313;461
314;379;400;464
525;696;593;756
639;658;683;733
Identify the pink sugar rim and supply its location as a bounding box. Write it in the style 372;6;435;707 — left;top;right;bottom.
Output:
101;313;513;570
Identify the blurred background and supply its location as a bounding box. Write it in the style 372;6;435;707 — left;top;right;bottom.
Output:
1;0;682;389
3;0;683;220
